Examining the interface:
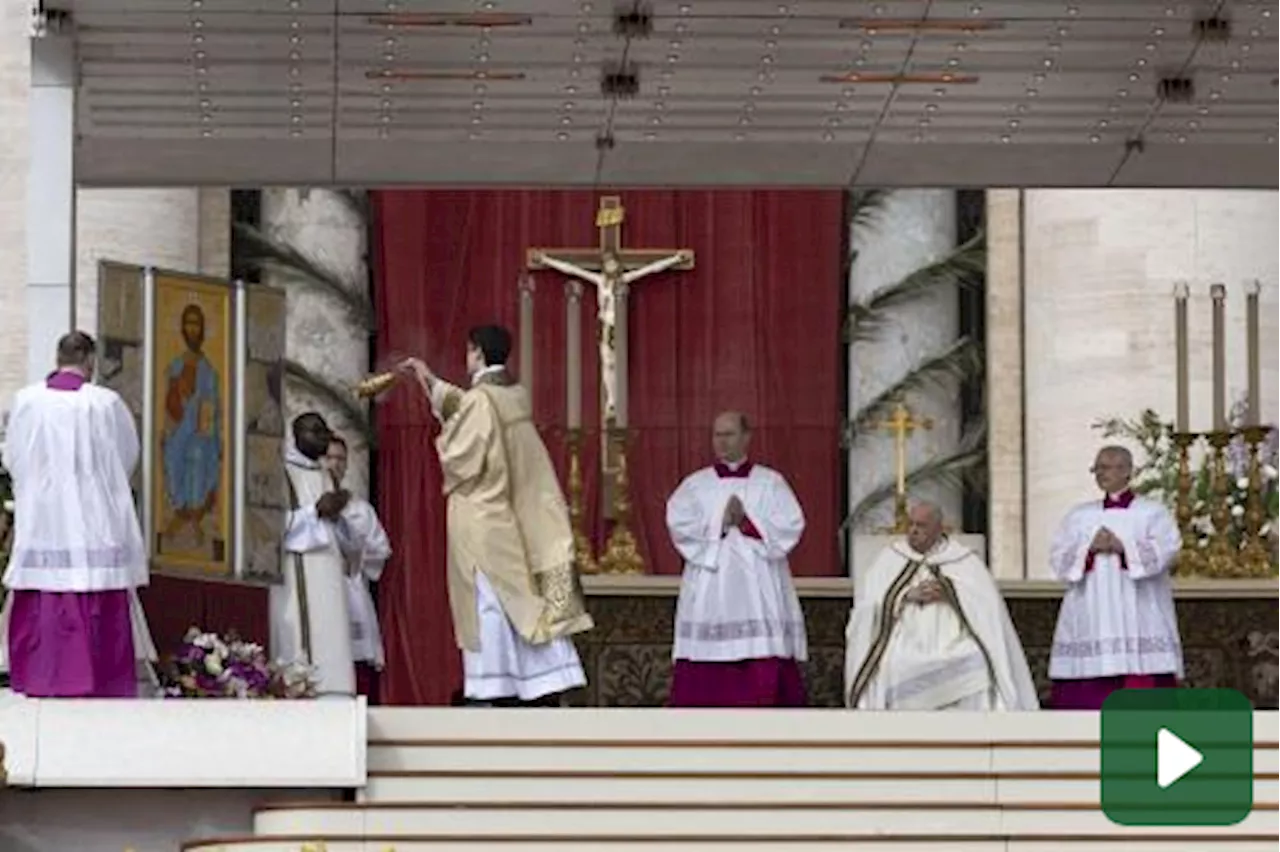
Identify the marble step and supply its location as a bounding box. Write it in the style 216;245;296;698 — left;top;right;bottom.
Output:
249;802;1280;838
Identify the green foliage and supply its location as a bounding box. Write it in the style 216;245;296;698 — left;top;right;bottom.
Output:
844;337;984;443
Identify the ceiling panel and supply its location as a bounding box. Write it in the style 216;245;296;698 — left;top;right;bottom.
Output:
49;0;1279;186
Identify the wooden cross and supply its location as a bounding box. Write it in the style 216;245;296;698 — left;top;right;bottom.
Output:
870;400;933;531
526;195;695;430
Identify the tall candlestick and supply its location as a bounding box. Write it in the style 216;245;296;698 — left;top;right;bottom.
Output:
614;282;630;429
1173;281;1190;433
1246;279;1260;426
1210;283;1227;431
565;280;582;430
518;273;535;401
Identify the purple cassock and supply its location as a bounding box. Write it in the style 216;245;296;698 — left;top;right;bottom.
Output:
6;369;137;699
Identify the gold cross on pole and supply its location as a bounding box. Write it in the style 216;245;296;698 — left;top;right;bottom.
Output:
869;400;933;532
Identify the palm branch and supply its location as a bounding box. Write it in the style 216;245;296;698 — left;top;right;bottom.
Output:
847;189;892;232
844;230;985;344
841;422;988;533
233;222;374;330
844;337;984;443
282;358;375;446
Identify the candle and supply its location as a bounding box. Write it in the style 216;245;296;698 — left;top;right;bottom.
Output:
1173;281;1190;433
1210;283;1227;431
565;280;582;430
1246;280;1260;426
614;282;629;429
518;273;535;401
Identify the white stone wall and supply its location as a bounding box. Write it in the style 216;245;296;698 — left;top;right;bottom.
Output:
264;188;372;499
847;190;962;532
0;4;31;418
1024;190;1280;578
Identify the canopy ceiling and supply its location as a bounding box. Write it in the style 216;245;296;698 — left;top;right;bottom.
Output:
57;0;1279;187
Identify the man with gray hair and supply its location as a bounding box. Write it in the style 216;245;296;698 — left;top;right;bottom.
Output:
844;500;1038;710
1046;445;1183;709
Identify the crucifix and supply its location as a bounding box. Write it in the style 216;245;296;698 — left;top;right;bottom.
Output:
871;400;933;533
527;196;694;431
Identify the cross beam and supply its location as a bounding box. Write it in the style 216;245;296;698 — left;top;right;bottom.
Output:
525;196;696;274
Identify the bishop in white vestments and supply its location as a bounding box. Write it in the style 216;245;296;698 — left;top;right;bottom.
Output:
666;412;808;707
401;325;592;706
1047;445;1183;709
269;412;357;698
845;501;1039;711
323;434;392;702
2;332;157;698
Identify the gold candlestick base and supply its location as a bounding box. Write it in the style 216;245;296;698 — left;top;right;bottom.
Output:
1171;431;1205;577
1237;425;1278;577
564;428;599;575
1202;430;1240;578
598;427;646;575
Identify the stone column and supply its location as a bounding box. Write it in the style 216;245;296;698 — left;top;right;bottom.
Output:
198;188;232;278
1023;190;1280;579
847;190;961;532
264;188;371;499
0;2;31;408
25;28;75;383
985;190;1026;579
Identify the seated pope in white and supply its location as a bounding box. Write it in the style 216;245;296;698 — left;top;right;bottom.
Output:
844;501;1039;710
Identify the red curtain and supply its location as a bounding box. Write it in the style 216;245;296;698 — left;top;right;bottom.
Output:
138;577;269;652
371;190;844;706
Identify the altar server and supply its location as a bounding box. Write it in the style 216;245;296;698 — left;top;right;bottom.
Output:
2;331;156;698
400;325;593;707
270;412;357;698
323;434;392;703
665;411;809;706
845;500;1039;711
1047;445;1183;709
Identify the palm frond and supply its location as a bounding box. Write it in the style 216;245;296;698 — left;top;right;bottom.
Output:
845;337;984;443
841;422;988;534
844;230;985;344
332;189;370;221
233;222;374;331
282;359;375;446
847;189;892;232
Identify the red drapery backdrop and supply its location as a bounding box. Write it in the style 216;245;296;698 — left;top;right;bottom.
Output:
372;189;844;706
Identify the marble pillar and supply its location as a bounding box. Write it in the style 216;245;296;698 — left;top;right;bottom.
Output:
0;1;30;409
26;31;75;384
985;190;1026;579
264;188;371;499
847;189;961;532
1023;190;1280;579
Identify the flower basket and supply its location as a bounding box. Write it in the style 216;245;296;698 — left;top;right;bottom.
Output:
161;627;318;699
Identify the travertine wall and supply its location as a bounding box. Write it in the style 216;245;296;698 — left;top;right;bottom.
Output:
0;4;31;416
1024;190;1280;578
985;190;1026;579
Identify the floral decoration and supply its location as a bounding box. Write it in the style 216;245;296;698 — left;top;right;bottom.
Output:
1093;395;1279;553
161;627;317;699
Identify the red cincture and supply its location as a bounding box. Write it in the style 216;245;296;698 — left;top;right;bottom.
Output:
738;517;762;540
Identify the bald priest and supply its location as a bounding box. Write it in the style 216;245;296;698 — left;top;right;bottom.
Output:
845;501;1039;711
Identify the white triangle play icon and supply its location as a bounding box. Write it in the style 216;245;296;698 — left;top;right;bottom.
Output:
1157;727;1204;789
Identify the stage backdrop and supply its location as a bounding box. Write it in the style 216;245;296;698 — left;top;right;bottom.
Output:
372;189;845;705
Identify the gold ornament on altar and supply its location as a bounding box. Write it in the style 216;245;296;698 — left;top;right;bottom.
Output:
564;427;599;575
597;427;645;575
869;400;934;533
1166;281;1277;579
353;371;399;399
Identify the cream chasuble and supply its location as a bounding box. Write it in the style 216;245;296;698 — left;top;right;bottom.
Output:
665;462;808;662
845;537;1039;711
1047;494;1183;680
430;368;591;701
269;446;355;697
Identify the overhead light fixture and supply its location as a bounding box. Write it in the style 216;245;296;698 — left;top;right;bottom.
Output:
366;13;533;27
820;72;979;84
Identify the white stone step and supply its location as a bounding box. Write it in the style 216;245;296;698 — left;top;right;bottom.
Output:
181;840;1277;852
250;803;1279;838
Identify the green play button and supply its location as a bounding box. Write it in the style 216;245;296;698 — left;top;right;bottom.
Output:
1101;688;1254;826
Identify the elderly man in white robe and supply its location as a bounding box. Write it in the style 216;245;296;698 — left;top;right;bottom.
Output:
665;411;809;707
1047;445;1183;709
322;434;392;703
270;412;357;698
845;500;1039;711
1;331;157;698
